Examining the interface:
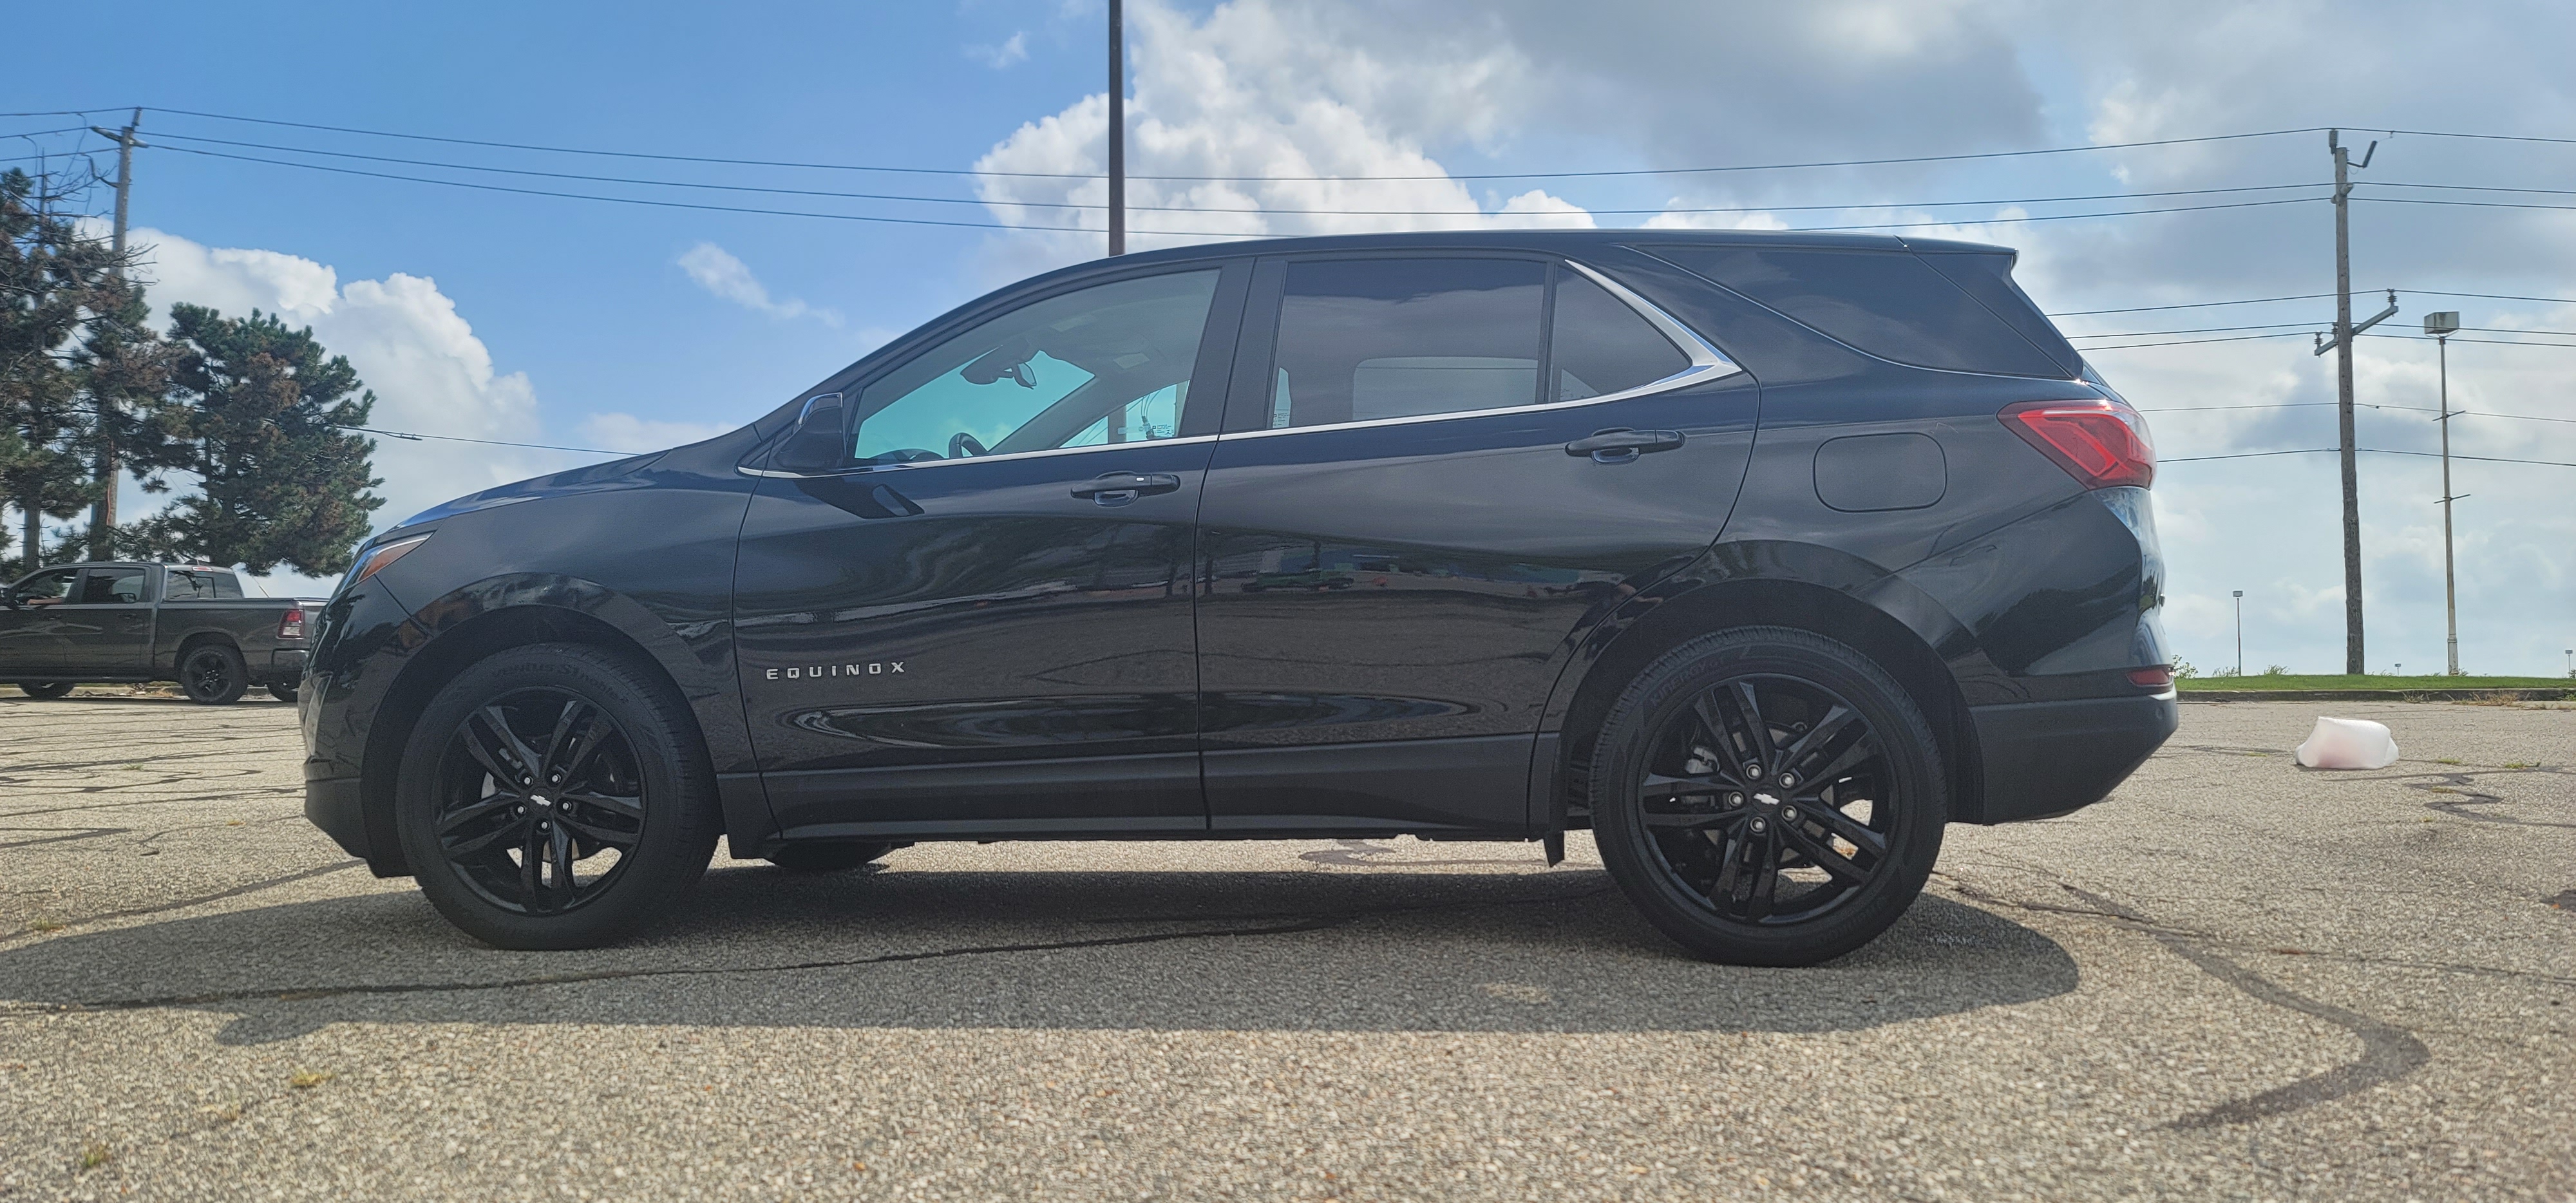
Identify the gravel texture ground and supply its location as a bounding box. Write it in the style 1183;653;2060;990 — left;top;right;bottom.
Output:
0;692;2568;1201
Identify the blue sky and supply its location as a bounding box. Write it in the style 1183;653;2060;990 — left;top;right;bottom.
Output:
6;1;2575;674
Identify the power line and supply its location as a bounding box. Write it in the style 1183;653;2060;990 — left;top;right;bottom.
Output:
2356;196;2576;214
147;106;2335;183
2047;293;2336;316
2137;401;2576;426
2401;288;2576;306
346;425;641;455
2163;446;2576;468
140;130;2334;216
2082;330;2576;351
156;142;2328;235
2371;127;2576;148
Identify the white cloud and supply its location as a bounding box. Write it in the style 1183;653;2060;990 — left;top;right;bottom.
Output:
677;242;840;324
969;0;1584;278
968;30;1030;68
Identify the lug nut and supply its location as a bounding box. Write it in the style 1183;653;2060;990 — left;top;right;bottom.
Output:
1782;807;1798;820
1750;819;1768;832
1744;763;1762;778
1780;772;1798;788
1726;793;1745;808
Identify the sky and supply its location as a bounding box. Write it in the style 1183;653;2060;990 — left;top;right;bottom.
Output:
5;0;2573;675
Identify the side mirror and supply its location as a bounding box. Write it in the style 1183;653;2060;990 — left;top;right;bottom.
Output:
770;393;849;475
0;589;17;611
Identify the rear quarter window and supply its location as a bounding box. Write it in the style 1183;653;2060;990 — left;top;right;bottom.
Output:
1646;245;2071;379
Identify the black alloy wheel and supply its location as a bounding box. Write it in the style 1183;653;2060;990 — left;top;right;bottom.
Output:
15;681;75;699
1591;627;1944;966
179;643;248;705
396;643;720;949
432;689;650;916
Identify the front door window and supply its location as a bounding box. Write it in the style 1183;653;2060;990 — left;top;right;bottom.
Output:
849;270;1220;464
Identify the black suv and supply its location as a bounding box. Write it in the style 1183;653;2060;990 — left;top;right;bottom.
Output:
300;231;2175;963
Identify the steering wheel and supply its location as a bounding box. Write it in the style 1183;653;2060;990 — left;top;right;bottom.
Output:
947;432;989;459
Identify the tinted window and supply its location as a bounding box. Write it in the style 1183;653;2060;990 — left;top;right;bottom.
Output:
1649;245;2068;377
166;570;209;600
210;571;245;598
75;567;146;604
1265;258;1545;429
1551;272;1689;401
853;270;1218;465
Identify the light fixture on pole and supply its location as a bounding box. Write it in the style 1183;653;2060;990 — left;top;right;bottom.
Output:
2233;590;2245;677
2425;310;2464;676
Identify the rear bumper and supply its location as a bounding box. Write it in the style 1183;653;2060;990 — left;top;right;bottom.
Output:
265;648;308;684
1963;692;2177;824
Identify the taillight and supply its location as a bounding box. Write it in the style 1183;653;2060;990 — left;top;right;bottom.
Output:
2127;667;2173;689
2001;398;2155;489
278;608;306;641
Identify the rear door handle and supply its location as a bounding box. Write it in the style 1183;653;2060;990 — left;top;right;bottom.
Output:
1564;428;1685;463
1071;471;1182;506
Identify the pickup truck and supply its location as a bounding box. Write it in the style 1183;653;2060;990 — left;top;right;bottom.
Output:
0;561;322;704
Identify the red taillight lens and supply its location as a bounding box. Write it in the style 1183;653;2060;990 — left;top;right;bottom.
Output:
278;607;306;641
2127;667;2173;688
2001;398;2156;489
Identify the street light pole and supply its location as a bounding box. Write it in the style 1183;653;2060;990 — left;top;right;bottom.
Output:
2426;311;2463;676
2233;590;2244;677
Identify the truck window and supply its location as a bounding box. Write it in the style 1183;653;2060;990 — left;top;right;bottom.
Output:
12;567;78;606
166;570;209;600
76;567;148;604
210;571;245;598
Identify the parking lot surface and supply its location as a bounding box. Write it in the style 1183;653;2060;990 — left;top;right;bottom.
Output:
1;693;2569;1201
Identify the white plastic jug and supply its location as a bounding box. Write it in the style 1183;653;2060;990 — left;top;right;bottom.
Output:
2294;716;2400;769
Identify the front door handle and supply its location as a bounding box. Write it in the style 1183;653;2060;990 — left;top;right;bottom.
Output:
1565;428;1685;464
1071;471;1182;506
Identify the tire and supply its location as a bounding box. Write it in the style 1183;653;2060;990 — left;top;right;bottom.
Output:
268;683;299;703
393;643;722;950
178;643;249;705
16;681;75;700
764;842;896;873
1587;627;1946;967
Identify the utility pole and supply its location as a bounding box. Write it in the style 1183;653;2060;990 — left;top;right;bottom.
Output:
85;108;144;560
2318;129;2386;676
2425;311;2464;675
1106;0;1125;256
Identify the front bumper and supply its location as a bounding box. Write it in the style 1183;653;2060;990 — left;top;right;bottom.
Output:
305;774;371;861
1964;691;2177;824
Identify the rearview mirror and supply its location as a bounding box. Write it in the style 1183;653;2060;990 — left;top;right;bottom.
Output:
770;393;849;475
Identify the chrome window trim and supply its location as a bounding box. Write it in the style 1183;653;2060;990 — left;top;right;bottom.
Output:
1221;257;1743;442
739;434;1221;480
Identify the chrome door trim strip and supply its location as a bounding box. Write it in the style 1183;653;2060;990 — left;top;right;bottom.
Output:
1217;257;1745;443
739;434;1222;480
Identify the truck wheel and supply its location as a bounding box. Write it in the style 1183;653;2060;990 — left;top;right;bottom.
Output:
16;682;75;699
178;644;249;705
1587;627;1946;967
394;643;721;950
268;683;299;703
765;842;896;872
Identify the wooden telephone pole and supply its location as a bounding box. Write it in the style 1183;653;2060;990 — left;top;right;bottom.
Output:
86;109;144;560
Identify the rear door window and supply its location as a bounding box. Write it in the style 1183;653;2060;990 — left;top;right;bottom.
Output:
1261;258;1547;430
210;571;245;598
1647;245;2069;378
1550;271;1689;401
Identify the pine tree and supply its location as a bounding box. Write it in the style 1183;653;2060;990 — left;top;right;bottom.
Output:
0;167;118;578
156;305;382;576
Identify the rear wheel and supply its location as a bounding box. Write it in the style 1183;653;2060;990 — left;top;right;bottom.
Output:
15;681;75;700
394;643;721;949
764;842;896;873
1588;627;1945;966
178;643;249;705
267;683;299;703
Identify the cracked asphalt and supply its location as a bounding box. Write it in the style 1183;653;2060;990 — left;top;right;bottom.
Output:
1;694;2570;1201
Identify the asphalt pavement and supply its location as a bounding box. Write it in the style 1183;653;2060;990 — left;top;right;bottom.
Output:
1;692;2568;1200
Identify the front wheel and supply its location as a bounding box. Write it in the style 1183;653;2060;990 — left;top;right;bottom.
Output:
178;643;248;705
1587;627;1946;967
394;643;721;949
15;681;75;699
